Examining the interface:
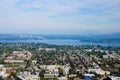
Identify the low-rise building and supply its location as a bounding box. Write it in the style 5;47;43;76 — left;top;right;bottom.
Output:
0;65;12;78
88;69;110;76
12;51;32;59
103;55;109;59
17;71;40;80
4;59;24;64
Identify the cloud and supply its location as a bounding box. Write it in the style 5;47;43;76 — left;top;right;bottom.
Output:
0;0;120;34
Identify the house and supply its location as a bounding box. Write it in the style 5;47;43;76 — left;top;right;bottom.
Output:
114;64;120;69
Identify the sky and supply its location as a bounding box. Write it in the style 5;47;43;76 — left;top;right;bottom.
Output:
0;0;120;34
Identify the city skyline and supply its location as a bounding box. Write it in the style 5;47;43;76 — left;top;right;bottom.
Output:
0;0;120;34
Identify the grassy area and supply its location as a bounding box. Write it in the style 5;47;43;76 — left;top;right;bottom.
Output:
6;64;25;67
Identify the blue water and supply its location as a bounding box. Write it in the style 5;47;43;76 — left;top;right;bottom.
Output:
0;39;119;47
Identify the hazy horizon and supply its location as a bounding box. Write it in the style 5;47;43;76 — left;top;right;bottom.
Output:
0;0;120;34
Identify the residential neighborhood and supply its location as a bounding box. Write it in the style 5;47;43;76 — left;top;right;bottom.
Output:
0;43;120;80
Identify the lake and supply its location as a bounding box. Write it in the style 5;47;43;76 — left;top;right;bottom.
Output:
0;39;119;47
